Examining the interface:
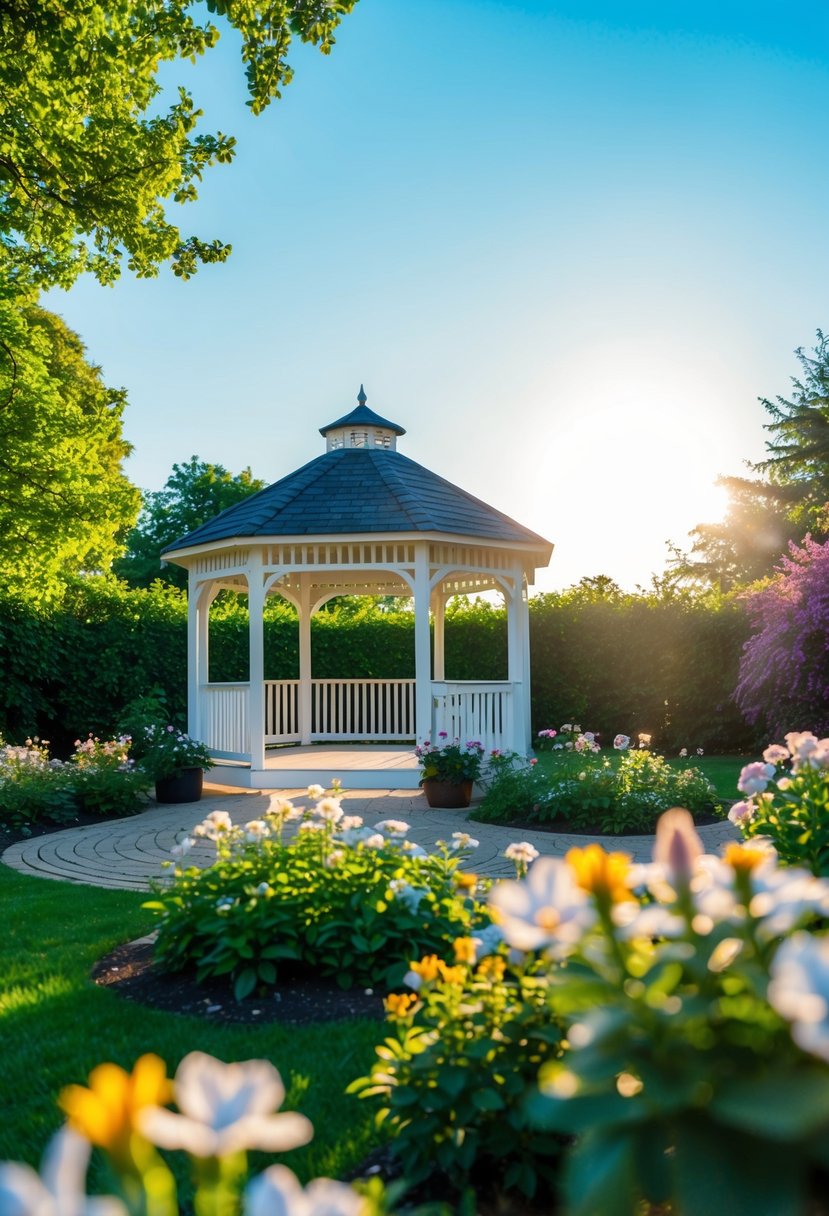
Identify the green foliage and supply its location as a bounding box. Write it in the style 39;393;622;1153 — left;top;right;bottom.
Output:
350;956;566;1207
150;801;490;997
476;747;720;834
0;0;360;289
139;724;213;781
0;734;149;829
733;734;829;876
0;303;140;599
114;458;266;589
416;738;485;783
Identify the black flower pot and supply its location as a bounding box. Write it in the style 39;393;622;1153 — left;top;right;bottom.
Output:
421;779;474;809
155;767;204;804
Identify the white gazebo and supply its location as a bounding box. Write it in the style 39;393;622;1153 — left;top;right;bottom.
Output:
162;389;553;788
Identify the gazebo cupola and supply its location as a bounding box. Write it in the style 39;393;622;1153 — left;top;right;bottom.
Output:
320;385;406;452
162;387;553;789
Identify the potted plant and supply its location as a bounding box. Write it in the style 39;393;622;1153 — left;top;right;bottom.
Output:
416;734;484;808
141;724;213;803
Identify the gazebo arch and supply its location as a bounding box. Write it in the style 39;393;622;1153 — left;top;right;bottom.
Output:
162;389;553;788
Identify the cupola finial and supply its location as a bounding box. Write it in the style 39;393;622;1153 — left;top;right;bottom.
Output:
357;384;367;405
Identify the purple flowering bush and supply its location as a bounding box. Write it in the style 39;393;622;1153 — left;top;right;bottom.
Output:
736;536;829;738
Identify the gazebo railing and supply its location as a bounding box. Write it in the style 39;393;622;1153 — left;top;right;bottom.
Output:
201;682;250;758
430;680;515;755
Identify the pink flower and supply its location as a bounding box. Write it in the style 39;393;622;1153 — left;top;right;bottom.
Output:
738;761;776;797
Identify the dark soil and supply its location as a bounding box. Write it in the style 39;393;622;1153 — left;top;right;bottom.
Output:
92;935;386;1027
0;809;117;855
471;806;727;836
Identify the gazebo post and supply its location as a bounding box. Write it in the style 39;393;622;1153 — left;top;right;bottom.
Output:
247;552;266;769
432;589;446;681
507;564;532;753
187;570;201;740
298;576;313;745
413;543;433;744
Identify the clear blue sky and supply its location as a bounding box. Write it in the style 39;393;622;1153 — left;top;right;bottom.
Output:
46;0;829;591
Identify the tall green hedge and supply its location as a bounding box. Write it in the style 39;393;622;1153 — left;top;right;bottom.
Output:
0;581;755;755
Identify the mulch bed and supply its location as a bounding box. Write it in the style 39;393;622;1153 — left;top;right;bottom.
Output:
0;809;119;855
92;935;386;1027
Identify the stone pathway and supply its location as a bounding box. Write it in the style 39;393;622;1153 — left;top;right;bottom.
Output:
2;783;739;891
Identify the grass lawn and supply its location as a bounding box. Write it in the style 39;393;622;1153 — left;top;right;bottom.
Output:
533;751;746;803
0;864;381;1187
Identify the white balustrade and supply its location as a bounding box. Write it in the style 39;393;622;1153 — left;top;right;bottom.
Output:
310;679;416;740
200;683;250;758
265;680;300;743
430;681;515;754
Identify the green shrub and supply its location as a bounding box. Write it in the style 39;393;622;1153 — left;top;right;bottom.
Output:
476;747;720;833
148;795;491;999
69;734;151;817
349;949;567;1207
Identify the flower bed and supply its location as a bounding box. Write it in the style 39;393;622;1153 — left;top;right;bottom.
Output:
147;788;492;999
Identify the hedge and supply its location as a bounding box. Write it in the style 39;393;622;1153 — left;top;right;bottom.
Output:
0;581;756;756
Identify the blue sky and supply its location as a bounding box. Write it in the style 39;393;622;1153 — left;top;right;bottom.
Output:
47;0;829;591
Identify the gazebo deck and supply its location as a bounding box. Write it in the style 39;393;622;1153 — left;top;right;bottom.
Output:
209;743;421;790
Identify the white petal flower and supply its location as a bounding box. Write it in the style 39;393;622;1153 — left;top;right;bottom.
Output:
339;815;363;831
470;922;505;959
193;810;233;840
451;832;479;850
749;867;829;939
504;842;540;865
244;820;270;842
489;857;596;955
769;933;829;1061
171;837;194;858
763;744;790;765
399;840;427;857
375;819;409;835
737;762;776;796
364;834;385;849
314;798;343;824
0;1128;126;1216
139;1053;313;1158
306;784;326;800
244;1164;364;1216
727;800;755;827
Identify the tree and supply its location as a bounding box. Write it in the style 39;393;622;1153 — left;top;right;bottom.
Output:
114;457;265;588
668;475;801;593
756;330;829;531
735;536;829;739
0;0;360;289
0;301;140;598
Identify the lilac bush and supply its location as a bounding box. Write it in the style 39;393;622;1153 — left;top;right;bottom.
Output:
736;536;829;737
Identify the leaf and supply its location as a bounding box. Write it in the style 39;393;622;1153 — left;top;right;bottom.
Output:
710;1070;829;1140
233;967;257;1001
673;1116;805;1216
564;1128;637;1216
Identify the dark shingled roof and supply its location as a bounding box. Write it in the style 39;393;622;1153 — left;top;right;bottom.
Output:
319;402;407;437
163;449;551;553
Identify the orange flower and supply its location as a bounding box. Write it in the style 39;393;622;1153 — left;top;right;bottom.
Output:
454;872;478;891
724;842;768;874
60;1054;172;1160
566;844;633;904
409;954;441;982
476;956;506;982
453;937;477;964
436;962;466;985
384;992;419;1017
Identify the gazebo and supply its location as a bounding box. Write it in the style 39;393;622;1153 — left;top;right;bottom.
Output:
162;389;553;788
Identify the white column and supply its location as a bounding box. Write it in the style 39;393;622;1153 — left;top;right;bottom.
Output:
247;551;266;769
187;569;200;739
507;565;531;754
413;543;433;745
520;573;532;753
432;590;446;681
298;577;313;745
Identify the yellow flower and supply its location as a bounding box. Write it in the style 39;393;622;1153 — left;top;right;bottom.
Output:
724;842;768;874
436;962;466;985
410;954;441;982
384;992;419;1017
476;956;506;982
60;1054;172;1158
566;844;633;904
453;936;477;964
454;872;478;891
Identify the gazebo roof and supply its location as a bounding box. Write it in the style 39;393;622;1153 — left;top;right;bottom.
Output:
164;446;551;555
319;388;407;437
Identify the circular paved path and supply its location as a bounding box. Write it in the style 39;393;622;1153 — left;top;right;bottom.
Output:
2;784;739;891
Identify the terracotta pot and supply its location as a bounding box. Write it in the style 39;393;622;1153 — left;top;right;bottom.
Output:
155;767;204;804
421;779;474;809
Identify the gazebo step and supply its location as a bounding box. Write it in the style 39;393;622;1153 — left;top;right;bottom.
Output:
207;764;422;791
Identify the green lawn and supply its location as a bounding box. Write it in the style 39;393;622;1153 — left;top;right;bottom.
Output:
533;751;746;803
0;865;381;1187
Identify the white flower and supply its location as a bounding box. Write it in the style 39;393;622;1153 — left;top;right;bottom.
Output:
0;1128;126;1216
298;821;325;833
679;747;688;758
244;820;270;842
244;1165;364;1216
337;826;375;847
763;743;790;765
451;831;479;850
306;784;326;800
399;840;427;857
193;810;233;840
613;734;631;750
375;819;409;835
314;798;343;824
215;896;235;912
470;922;505;960
171;837;194;858
488;857;596;956
364;834;385;849
749;866;829;940
504;842;540;865
265;797;296;819
339;815;364;831
324;850;345;869
139;1053;313;1157
256;882;272;896
561;724;573;733
727;800;755;827
389;881;428;912
768;933;829;1062
638;733;652;747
